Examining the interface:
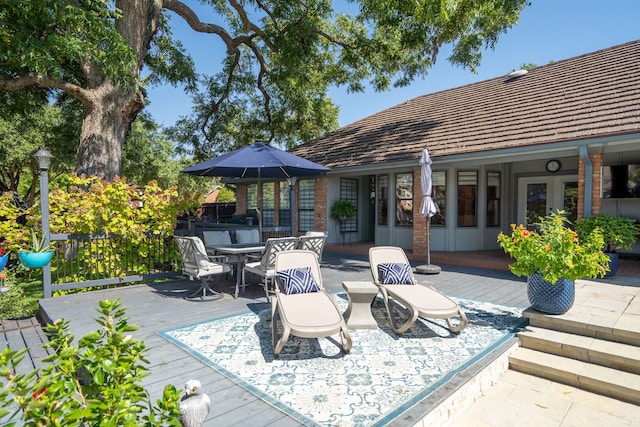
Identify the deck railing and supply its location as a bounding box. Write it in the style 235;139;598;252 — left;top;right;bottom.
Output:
42;226;292;298
44;233;181;298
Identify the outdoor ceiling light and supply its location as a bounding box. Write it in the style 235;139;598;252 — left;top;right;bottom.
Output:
34;149;54;171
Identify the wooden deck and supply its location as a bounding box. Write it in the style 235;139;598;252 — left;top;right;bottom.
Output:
5;250;638;426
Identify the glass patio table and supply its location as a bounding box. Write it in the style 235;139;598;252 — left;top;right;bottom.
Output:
206;243;265;298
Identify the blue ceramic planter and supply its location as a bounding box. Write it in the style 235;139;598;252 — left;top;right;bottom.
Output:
0;254;8;271
527;272;575;315
19;251;52;268
604;252;619;278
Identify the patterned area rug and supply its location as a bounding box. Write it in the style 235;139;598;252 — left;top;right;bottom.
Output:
159;294;525;426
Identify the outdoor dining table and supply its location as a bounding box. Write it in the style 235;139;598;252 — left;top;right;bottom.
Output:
206;243;265;298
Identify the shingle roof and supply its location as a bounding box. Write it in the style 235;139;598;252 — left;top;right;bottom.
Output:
291;40;640;169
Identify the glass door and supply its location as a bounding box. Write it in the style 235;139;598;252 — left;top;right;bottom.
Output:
518;176;578;226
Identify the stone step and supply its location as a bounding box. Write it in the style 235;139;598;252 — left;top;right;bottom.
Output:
518;326;640;375
509;347;640;405
523;307;640;347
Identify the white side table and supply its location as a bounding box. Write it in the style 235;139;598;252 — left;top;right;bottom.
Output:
342;281;379;329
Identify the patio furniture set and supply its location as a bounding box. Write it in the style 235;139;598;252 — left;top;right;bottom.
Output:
175;234;468;358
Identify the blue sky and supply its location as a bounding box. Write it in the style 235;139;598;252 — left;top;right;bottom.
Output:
145;0;640;128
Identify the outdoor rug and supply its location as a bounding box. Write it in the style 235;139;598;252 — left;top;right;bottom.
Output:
159;294;526;426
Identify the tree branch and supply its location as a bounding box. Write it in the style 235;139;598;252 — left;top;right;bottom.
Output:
0;73;92;107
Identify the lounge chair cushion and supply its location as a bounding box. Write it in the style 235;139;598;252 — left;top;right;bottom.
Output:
378;263;415;285
277;267;321;294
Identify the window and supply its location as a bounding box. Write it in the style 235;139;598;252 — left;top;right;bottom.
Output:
432;171;446;226
378;175;388;225
279;181;291;227
395;173;413;226
339;178;358;233
298;179;315;232
261;182;274;226
486;171;500;227
247;183;257;210
457;171;477;227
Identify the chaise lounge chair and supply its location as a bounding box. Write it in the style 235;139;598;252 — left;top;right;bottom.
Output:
369;246;468;335
271;250;352;358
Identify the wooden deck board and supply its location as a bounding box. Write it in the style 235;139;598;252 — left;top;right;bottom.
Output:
5;252;539;426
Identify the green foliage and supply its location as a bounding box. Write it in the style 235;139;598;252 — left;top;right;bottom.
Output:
1;0;529;178
0;268;33;320
497;210;610;283
26;230;50;253
0;299;183;425
575;213;640;252
0;192;27;249
330;199;357;220
0;0;137;88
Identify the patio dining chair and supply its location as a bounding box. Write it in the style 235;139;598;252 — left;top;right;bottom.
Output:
369;246;468;335
297;233;327;262
175;236;232;300
271;249;352;357
244;236;298;301
235;229;261;244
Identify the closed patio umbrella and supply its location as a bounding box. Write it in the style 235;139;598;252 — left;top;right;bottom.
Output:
182;141;330;237
416;148;441;274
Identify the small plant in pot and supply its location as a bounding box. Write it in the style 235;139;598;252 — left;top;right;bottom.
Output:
18;230;53;268
576;213;640;277
331;200;357;245
330;199;357;221
498;210;609;314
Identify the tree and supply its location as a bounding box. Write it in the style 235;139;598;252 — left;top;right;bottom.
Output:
0;0;529;180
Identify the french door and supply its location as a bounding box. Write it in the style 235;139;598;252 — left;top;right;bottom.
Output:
517;176;578;227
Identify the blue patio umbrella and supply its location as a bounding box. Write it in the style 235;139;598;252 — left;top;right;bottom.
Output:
182;141;330;236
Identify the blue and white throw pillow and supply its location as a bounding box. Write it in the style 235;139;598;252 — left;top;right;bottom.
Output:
277;267;321;294
378;263;415;285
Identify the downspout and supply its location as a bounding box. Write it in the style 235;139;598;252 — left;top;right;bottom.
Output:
579;145;592;217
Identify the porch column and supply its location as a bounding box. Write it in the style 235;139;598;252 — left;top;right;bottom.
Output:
413;169;427;258
314;176;328;234
578;151;603;218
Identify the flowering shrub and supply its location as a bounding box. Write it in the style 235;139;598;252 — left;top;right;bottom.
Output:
497;210;609;283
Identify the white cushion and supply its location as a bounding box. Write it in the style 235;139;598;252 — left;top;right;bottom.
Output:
203;230;232;246
236;229;260;244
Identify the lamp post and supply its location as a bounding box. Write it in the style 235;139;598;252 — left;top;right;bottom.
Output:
34;149;53;298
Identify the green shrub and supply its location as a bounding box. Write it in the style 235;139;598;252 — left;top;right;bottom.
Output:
0;299;183;426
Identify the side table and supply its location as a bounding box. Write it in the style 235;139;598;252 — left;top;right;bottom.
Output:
342;281;379;329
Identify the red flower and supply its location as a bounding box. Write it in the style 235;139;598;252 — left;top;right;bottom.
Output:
0;248;4;255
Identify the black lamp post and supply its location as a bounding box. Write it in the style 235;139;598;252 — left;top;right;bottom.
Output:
34;149;53;298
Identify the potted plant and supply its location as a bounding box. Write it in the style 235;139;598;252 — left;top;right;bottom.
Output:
330;199;357;221
497;210;609;314
18;230;53;268
0;246;9;271
575;213;640;277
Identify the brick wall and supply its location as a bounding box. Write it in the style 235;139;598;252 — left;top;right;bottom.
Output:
413;169;427;256
314;176;328;234
578;152;603;218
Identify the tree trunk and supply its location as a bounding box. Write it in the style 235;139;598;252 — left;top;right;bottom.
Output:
76;82;139;181
75;0;162;181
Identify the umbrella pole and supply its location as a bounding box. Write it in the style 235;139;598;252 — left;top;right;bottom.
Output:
416;217;441;274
